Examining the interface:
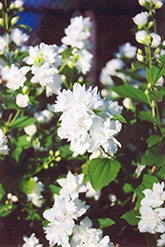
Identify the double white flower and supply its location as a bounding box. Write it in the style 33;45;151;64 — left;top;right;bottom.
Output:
0;129;9;155
138;182;165;234
54;83;122;157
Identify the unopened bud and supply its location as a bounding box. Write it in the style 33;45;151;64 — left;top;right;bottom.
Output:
0;2;3;9
11;16;19;26
22;86;28;94
55;150;60;157
155;47;160;55
7;193;12;200
147;35;152;46
137;54;144;62
49;150;54;156
145;89;149;96
0;18;4;26
148;21;154;29
9;3;15;9
55;156;61;162
12;195;18;202
147;83;152;89
137;48;143;55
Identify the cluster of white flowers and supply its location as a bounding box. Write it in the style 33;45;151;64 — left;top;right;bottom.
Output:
22;233;43;247
43;171;113;247
24;43;62;97
26;177;44;207
62;15;93;75
0;129;9;155
54;83;122;157
138;182;165;234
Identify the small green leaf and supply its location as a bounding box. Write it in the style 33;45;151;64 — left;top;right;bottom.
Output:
49;184;60;196
147;135;162;148
13;135;31;148
114;114;127;123
121;210;140;226
139;111;160;126
87;158;121;191
12;147;22;162
98;218;115;229
123;183;133;194
157;167;165;179
110;85;149;104
0;184;5;200
141;146;165;167
20;178;36;194
0;204;16;217
12;116;36;128
3;99;19;110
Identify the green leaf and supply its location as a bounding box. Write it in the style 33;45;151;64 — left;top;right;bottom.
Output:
0;184;5;200
147;135;162;148
152;86;165;101
20;178;36;194
123;183;133;194
147;55;165;85
139;111;160;126
131;61;144;71
0;204;16;217
49;184;60;196
121;210;140;226
157;167;165;179
98;218;115;229
141;146;165;167
59;145;73;158
13;135;31;148
12;147;23;162
110;85;149;104
12;116;36;128
3;99;19;110
114;114;127;123
87;158;121;191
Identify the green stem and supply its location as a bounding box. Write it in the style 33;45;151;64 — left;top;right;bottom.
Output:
4;0;9;56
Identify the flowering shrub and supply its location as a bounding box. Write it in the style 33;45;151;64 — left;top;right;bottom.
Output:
0;0;165;246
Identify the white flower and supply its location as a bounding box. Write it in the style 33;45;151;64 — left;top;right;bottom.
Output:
138;205;165;234
85;181;101;201
27;177;44;207
71;217;114;247
132;12;148;26
22;233;43;247
13;0;23;8
61;16;92;49
157;233;165;247
150;33;161;48
0;129;9;155
25;43;61;66
16;93;29;108
24;124;37;136
10;28;29;47
135;30;148;45
31;63;62;97
43;192;89;247
1;65;29;91
75;49;93;75
54;83;122;157
116;42;137;59
57;171;86;199
122;97;133;109
141;182;165;208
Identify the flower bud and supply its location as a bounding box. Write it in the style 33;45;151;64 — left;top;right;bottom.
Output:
7;193;12;200
137;48;143;55
0;18;4;26
123;97;133;109
9;3;15;9
24;124;37;136
0;3;3;9
138;0;146;6
12;195;18;202
135;30;148;45
155;47;160;55
132;12;148;27
49;150;54;156
148;21;154;29
22;86;28;94
155;2;163;9
55;150;60;157
150;33;161;48
16;93;29;108
137;54;144;62
11;16;19;26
